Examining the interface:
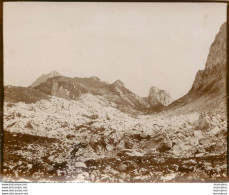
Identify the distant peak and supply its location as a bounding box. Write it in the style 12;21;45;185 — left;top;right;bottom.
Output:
149;86;169;95
89;76;100;81
30;71;62;87
149;86;160;92
47;71;62;77
113;79;124;87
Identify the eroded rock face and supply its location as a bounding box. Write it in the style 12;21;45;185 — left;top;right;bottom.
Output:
148;86;173;106
192;22;227;91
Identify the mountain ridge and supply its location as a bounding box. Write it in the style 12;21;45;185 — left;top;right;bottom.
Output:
166;22;227;116
5;72;173;113
32;75;152;111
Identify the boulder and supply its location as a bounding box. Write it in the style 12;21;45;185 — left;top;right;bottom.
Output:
143;134;172;152
117;149;145;157
75;162;87;168
194;114;211;131
119;160;138;172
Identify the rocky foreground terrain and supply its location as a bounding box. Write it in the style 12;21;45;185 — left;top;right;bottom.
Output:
2;22;227;182
3;94;227;182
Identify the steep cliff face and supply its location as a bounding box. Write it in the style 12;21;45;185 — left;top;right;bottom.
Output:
30;71;62;87
167;22;227;115
148;86;173;107
191;22;227;92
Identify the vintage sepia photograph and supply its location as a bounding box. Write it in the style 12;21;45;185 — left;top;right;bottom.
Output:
2;2;228;182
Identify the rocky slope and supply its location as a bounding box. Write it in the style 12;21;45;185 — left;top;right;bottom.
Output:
3;94;227;182
167;22;227;116
4;86;50;104
30;71;62;88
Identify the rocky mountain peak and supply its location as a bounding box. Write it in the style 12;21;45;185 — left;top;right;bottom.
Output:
113;79;125;87
48;71;62;77
30;71;62;88
89;76;100;81
148;86;173;106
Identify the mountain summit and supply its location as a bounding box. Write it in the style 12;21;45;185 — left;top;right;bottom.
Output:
30;71;62;88
112;80;125;87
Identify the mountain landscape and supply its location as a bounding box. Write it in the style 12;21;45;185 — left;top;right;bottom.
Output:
3;22;227;182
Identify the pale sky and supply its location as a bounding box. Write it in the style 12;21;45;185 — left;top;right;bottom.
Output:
3;2;226;99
